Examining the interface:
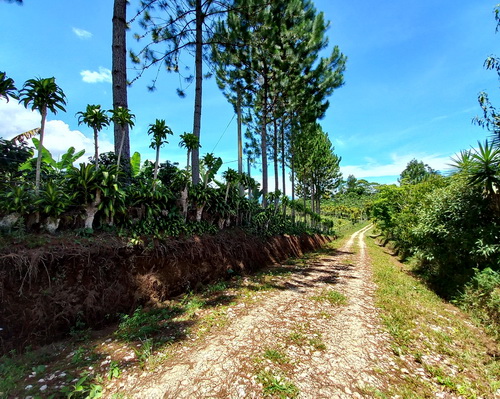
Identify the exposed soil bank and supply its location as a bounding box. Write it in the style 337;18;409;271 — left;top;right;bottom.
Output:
0;230;330;355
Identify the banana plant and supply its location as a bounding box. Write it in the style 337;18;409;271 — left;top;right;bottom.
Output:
19;139;84;174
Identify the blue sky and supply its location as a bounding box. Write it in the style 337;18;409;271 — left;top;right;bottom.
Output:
0;0;498;187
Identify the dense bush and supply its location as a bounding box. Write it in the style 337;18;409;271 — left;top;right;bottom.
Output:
455;268;500;338
411;177;500;295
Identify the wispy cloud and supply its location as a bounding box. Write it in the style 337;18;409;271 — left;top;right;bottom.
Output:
72;27;92;39
80;67;112;84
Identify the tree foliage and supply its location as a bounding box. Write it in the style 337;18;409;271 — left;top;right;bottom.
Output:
398;158;438;185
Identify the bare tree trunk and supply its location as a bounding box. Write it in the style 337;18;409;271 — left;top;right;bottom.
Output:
153;148;160;182
85;190;102;230
180;186;188;222
93;127;99;169
196;204;205;222
192;0;203;185
112;0;130;168
35;108;47;195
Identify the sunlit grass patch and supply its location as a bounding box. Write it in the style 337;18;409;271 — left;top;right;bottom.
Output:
310;289;347;306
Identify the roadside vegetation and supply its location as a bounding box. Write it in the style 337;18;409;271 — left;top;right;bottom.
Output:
366;234;499;398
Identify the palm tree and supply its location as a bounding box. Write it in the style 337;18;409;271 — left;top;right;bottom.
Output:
109;106;135;173
0;71;18;102
222;168;240;201
179;132;200;173
148;119;173;184
19;77;66;193
76;104;110;169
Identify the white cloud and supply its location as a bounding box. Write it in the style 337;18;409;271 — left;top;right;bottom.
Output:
0;100;113;162
341;152;453;181
72;27;93;39
80;67;112;84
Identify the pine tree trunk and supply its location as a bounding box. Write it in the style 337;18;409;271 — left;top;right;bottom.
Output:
192;0;203;185
112;0;130;168
237;91;244;196
273;117;279;193
281;122;286;196
291;154;295;223
261;73;269;207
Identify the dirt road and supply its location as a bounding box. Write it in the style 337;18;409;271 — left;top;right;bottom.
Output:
120;225;393;398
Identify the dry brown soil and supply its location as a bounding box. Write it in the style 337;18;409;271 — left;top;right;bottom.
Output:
110;224;395;398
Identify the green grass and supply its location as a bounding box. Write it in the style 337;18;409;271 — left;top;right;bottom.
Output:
366;234;500;398
257;370;299;398
263;348;290;365
114;305;182;341
310;289;348;306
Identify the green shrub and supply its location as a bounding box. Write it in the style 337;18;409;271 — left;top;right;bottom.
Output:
114;306;182;341
455;268;500;338
412;177;500;296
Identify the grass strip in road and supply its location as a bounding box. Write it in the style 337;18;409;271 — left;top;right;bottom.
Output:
365;234;500;398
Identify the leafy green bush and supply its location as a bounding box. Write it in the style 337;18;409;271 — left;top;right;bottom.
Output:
455;268;500;338
412;177;500;296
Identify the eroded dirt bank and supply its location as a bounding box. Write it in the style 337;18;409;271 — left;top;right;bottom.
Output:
0;230;330;355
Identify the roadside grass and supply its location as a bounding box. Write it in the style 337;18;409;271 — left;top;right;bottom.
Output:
366;234;500;398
